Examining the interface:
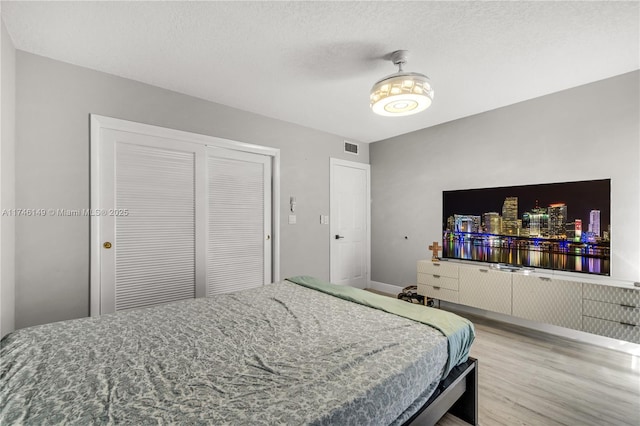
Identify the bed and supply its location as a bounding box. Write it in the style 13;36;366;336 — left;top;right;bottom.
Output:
0;276;476;425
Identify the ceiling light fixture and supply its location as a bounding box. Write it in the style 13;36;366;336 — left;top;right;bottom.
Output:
370;50;434;117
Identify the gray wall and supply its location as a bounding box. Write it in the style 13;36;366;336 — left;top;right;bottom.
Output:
370;71;640;287
1;19;16;338
15;51;368;329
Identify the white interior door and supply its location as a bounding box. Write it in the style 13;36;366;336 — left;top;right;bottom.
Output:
330;158;370;288
207;147;272;295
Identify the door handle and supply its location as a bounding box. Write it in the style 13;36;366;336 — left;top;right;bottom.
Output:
335;235;345;240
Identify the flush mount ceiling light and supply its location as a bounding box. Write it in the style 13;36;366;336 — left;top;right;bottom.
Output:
370;50;434;117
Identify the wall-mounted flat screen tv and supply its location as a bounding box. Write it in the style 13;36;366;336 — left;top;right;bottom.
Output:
442;179;610;276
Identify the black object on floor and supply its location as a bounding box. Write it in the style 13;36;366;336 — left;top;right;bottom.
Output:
397;285;426;305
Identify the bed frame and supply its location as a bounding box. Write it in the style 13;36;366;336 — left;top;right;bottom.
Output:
404;357;478;426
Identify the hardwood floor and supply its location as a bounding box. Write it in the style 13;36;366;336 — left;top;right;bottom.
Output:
436;311;640;426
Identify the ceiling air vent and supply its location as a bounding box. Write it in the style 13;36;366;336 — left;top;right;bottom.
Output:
344;141;359;155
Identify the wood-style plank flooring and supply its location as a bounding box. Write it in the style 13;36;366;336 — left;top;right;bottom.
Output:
437;311;640;426
364;289;640;425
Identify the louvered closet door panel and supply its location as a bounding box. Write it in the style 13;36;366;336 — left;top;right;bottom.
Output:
207;147;271;295
115;143;196;310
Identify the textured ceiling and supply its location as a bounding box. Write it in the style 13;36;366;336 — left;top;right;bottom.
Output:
2;1;638;143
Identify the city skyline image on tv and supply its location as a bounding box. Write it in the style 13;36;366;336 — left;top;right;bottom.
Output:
442;179;611;275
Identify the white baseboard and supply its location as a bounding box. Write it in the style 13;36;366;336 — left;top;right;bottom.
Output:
368;280;403;295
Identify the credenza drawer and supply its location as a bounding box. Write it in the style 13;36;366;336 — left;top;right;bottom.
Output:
417;260;458;279
417;284;459;303
582;316;640;344
583;299;639;325
417;272;459;291
583;283;640;305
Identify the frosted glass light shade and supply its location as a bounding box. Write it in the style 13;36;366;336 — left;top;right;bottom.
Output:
370;72;434;116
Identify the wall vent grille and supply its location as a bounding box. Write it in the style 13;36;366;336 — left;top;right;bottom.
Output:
344;141;359;155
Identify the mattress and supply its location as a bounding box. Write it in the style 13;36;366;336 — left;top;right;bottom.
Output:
1;279;474;425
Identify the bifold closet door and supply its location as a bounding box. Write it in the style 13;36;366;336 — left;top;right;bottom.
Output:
99;130;206;314
206;147;272;295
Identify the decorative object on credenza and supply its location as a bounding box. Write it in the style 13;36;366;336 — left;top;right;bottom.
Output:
429;241;442;261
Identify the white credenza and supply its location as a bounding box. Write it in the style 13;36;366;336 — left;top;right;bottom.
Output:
417;260;640;344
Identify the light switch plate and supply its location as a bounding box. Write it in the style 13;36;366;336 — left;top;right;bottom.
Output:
288;214;297;224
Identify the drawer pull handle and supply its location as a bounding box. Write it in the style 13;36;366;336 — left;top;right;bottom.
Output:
620;304;637;309
433;274;441;279
619;322;636;327
433;263;440;267
479;269;488;273
433;286;441;290
539;277;551;281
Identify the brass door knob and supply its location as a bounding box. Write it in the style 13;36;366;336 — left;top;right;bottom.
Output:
103;242;112;249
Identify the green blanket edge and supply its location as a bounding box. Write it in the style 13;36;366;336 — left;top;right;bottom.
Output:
285;275;475;377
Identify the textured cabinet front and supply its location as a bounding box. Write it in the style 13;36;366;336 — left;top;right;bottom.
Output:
418;284;459;303
459;267;512;315
583;316;640;344
582;284;639;343
512;275;582;329
583;283;640;305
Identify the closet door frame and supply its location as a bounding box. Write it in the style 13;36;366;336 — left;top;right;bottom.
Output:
90;115;280;316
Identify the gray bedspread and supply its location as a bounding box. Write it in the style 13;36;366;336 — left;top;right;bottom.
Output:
1;281;451;425
287;275;474;377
